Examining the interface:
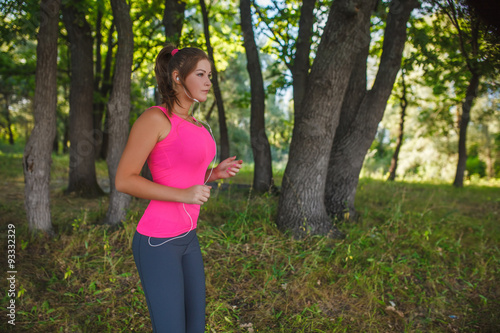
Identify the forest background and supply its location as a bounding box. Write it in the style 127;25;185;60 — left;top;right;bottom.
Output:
0;0;499;332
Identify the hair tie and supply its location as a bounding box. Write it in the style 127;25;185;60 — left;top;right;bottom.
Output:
171;48;179;56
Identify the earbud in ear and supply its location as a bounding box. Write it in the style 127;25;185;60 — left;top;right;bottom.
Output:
176;77;179;81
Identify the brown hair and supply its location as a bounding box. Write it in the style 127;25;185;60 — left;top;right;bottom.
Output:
154;45;211;114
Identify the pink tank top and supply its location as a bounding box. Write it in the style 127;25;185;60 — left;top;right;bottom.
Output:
136;106;216;237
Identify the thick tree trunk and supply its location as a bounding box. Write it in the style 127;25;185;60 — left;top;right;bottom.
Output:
240;0;274;192
62;2;103;197
453;72;480;187
200;0;230;161
291;0;316;114
23;0;61;234
277;0;376;238
163;0;186;44
105;0;133;225
325;0;418;221
388;70;408;181
324;28;370;222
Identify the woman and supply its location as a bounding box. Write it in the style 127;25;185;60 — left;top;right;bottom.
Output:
116;45;243;332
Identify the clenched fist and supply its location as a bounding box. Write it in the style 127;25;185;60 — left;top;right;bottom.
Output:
183;185;211;205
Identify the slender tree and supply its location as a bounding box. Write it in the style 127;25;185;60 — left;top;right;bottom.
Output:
93;4;104;160
240;0;274;192
200;0;230;160
23;0;61;234
62;1;103;197
290;0;316;114
433;0;482;188
97;22;116;160
388;69;409;181
105;0;133;224
2;93;14;145
93;2;114;160
277;0;377;237
324;0;418;221
252;0;317;114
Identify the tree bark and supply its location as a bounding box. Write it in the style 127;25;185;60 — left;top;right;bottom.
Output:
105;0;133;225
96;22;115;160
277;0;376;238
482;124;494;180
62;2;103;197
200;0;230;161
240;0;274;192
453;71;480;187
291;0;316;114
4;93;14;145
23;0;61;234
93;7;104;159
388;69;408;181
325;0;418;221
163;0;186;44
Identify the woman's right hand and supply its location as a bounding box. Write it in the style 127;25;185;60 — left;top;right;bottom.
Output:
183;185;211;205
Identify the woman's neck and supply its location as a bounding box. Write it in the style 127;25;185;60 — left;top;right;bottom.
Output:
171;96;193;117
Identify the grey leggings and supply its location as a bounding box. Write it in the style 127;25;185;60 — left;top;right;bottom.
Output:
132;230;206;333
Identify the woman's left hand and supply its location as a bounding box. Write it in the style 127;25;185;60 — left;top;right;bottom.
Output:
215;156;243;179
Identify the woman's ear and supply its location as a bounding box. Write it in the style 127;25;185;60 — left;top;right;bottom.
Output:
172;71;180;85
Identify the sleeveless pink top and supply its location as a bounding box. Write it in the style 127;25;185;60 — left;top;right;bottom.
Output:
136;106;216;237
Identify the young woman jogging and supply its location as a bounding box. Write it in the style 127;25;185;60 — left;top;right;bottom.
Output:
116;45;243;332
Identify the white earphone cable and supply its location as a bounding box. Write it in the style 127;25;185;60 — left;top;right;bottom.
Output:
148;105;217;247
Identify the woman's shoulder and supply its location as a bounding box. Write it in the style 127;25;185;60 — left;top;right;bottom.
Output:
132;106;171;133
138;107;171;123
135;106;172;142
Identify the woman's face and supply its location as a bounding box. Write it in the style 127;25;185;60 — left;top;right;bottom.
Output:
183;59;212;103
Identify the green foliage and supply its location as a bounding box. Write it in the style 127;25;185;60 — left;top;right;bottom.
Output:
255;0;331;89
2;0;498;181
466;155;486;178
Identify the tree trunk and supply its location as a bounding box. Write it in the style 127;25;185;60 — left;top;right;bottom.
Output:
324;0;418;221
240;0;274;192
53;131;59;153
200;0;230;161
163;0;186;44
93;7;104;159
388;69;408;181
482;124;494;180
62;2;103;197
291;0;316;114
97;22;115;160
105;0;133;225
453;72;480;187
63;114;69;154
277;0;376;238
23;0;61;235
4;93;14;145
324;27;370;222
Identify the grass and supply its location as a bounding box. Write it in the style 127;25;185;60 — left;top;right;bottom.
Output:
0;149;499;332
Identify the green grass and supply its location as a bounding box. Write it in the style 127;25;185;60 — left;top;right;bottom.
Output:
1;152;499;332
